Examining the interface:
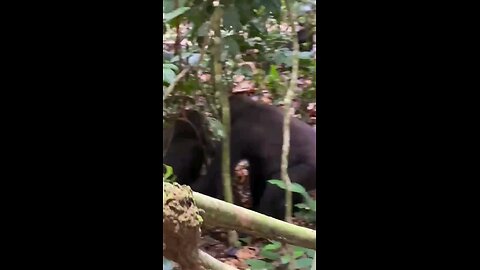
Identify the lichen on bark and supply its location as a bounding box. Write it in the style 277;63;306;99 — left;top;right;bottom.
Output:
163;182;204;270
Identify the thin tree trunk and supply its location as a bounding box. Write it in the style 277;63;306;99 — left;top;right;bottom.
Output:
210;1;238;247
281;0;301;268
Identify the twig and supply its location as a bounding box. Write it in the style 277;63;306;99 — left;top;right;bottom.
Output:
163;67;191;100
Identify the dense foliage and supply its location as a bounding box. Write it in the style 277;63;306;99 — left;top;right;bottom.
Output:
163;0;316;269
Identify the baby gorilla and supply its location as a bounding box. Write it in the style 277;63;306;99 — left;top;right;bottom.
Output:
163;110;214;185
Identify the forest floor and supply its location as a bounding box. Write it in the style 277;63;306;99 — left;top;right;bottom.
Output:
196;163;316;270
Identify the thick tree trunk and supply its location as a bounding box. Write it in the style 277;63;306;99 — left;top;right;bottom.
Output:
163;182;203;269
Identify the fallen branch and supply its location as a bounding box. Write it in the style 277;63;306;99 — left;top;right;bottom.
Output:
198;250;238;270
193;191;316;249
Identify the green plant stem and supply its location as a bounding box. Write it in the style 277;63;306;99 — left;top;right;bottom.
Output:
281;0;299;226
281;0;301;268
163;66;191;101
210;1;239;247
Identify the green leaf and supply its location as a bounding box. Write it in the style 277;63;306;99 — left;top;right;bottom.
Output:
163;164;173;179
224;36;240;57
163;0;188;13
293;250;305;259
267;180;308;195
293;246;308;252
267;179;284;188
305;197;317;212
298;51;314;59
268;65;280;81
306;249;316;258
280;255;291;264
262;241;282;251
163;63;178;71
273;51;289;66
185;3;211;37
245;259;272;270
260;250;280;261
295;258;313;268
262;0;282;20
295;203;310;210
163;7;190;22
290;183;307;194
163;68;176;84
223;5;243;31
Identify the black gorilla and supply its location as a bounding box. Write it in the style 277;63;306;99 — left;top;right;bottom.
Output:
191;95;316;220
163;110;214;185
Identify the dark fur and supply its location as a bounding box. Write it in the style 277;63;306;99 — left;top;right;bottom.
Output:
163;110;214;185
191;95;316;220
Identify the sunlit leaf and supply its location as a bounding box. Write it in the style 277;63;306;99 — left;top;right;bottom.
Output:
163;164;173;179
280;255;291;264
293;250;305;259
163;63;178;71
163;68;176;84
262;241;281;251
267;180;308;195
268;65;280;81
295;203;310;210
